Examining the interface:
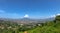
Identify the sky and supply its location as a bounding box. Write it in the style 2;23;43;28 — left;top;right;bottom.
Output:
0;0;60;19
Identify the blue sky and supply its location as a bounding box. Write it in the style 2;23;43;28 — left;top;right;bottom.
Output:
0;0;60;19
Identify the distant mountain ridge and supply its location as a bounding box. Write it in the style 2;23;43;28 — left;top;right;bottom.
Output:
0;17;55;24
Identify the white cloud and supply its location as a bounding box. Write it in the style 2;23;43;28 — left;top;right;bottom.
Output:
24;14;29;18
50;15;56;17
56;13;60;15
0;10;5;13
0;12;21;19
0;10;21;18
50;13;60;18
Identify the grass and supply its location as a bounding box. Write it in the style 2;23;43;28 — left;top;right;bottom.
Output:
19;22;60;33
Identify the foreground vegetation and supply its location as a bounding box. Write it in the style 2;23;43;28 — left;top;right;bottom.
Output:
0;15;60;33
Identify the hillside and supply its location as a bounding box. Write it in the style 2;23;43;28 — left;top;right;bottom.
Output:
0;15;60;33
26;22;60;33
19;15;60;33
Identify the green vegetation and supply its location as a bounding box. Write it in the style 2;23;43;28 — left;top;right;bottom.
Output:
0;15;60;33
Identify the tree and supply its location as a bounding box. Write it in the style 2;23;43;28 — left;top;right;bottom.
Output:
55;15;60;23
